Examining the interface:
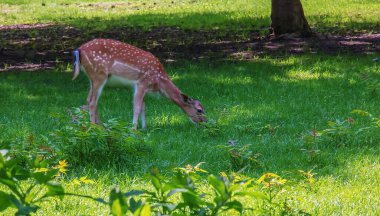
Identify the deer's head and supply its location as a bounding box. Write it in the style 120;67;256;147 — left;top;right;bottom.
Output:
181;94;207;123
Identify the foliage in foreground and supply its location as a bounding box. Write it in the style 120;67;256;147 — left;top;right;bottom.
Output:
0;154;65;215
0;151;311;216
98;164;310;216
0;105;314;215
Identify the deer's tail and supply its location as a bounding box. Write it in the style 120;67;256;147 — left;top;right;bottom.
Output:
72;49;80;80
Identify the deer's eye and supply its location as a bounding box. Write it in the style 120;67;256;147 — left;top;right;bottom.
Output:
196;109;204;114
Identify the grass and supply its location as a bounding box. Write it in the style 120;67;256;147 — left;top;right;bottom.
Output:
1;1;379;215
1;54;379;215
1;0;379;33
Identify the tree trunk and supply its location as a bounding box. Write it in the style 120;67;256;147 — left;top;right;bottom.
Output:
271;0;312;37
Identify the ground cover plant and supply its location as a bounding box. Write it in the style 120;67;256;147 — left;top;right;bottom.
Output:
1;55;379;215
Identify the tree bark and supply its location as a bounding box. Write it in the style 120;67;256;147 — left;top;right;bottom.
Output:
271;0;312;37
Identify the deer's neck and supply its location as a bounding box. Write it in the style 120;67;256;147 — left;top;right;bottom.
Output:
160;80;185;107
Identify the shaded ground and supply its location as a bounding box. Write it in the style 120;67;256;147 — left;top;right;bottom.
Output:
0;24;379;71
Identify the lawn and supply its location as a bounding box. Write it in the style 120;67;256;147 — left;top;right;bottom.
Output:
1;0;379;33
1;55;379;215
1;0;380;215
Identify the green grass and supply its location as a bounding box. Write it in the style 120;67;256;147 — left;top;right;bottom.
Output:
1;0;379;33
1;55;379;215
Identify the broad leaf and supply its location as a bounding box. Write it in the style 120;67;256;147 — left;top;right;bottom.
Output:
166;188;188;198
0;191;13;211
15;204;39;216
0;154;5;168
124;190;146;198
32;169;57;184
10;165;30;181
207;175;227;197
235;191;268;200
0;179;20;197
45;182;65;200
181;191;205;208
109;188;127;216
25;191;38;204
228;184;241;193
129;197;143;213
111;199;123;216
150;175;162;193
224;200;243;213
139;203;151;216
133;203;151;216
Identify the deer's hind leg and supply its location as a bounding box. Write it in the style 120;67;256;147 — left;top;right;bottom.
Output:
140;102;146;129
132;84;146;129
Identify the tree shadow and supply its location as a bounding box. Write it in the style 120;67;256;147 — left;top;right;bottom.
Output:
1;11;379;71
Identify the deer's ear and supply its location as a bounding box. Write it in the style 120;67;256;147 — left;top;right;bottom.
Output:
181;93;193;104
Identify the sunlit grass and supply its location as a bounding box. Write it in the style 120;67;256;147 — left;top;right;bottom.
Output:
0;0;379;32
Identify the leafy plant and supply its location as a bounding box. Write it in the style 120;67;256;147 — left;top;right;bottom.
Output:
301;129;322;162
6;132;56;167
322;110;380;145
351;109;380;128
0;152;65;215
359;72;380;97
94;164;207;216
218;141;263;170
322;119;354;146
1;149;310;216
206;172;258;215
297;169;316;192
49;108;150;167
302;109;379;151
200;119;222;137
256;173;289;215
104;188;151;216
93;164;270;216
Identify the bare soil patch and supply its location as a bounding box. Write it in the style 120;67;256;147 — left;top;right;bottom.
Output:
0;24;379;71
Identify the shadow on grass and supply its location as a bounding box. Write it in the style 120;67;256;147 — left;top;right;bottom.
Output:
1;9;380;71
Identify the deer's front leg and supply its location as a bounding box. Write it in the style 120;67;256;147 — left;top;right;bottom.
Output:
89;77;107;124
82;80;93;111
133;84;146;129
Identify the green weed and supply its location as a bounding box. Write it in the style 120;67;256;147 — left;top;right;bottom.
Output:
49;108;150;167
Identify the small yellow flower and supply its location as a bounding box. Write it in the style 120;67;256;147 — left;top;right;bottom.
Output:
58;160;68;167
72;179;81;185
257;173;287;188
219;172;228;178
194;162;207;173
55;160;69;174
79;176;95;184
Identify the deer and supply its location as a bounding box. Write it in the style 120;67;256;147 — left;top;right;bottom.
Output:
72;39;207;129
